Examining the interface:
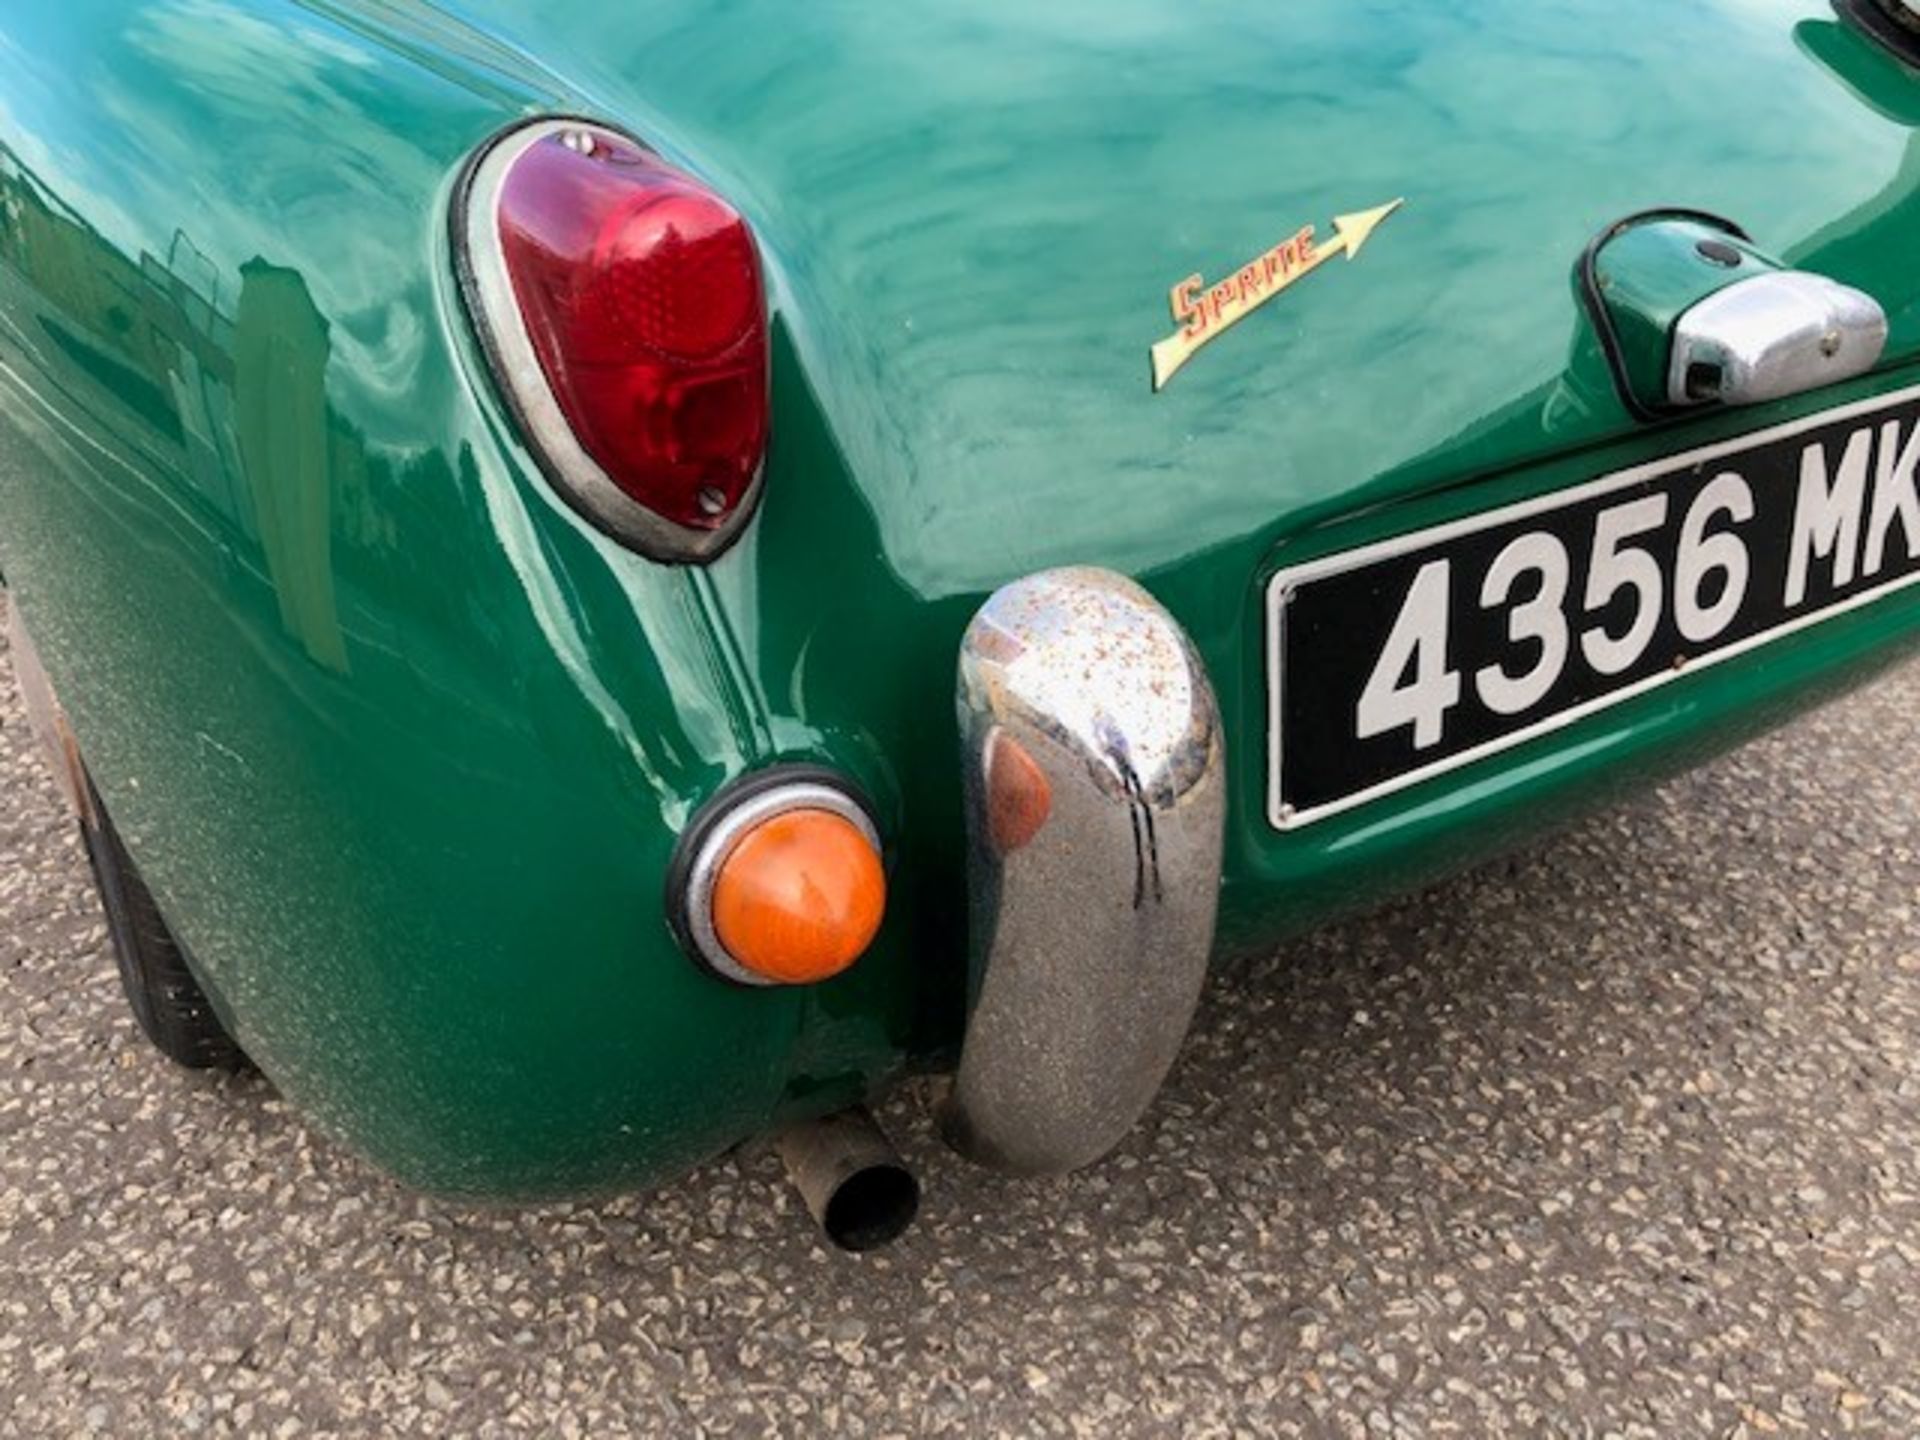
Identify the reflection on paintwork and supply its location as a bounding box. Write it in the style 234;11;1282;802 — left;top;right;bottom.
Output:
449;0;1919;597
0;1;871;1196
0;0;1914;1197
1791;21;1920;345
233;261;347;670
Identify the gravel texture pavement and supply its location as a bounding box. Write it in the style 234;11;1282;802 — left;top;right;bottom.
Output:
2;606;1919;1438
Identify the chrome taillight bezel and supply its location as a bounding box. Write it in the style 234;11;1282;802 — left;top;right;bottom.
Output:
451;116;767;564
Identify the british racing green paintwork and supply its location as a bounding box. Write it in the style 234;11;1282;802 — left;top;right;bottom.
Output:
0;0;1916;1195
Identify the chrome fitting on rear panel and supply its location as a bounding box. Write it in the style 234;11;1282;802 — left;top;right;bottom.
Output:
943;567;1226;1175
1667;272;1887;408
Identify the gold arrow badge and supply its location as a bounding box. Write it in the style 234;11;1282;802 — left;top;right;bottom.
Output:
1150;199;1404;392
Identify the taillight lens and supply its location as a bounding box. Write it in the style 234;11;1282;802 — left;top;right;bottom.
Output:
456;119;769;561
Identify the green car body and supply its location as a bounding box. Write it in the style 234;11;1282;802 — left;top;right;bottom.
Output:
1;0;1917;1199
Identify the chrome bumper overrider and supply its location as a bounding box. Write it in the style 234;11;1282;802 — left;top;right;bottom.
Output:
944;567;1226;1174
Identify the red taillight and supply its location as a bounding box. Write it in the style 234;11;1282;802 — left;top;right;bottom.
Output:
457;120;769;560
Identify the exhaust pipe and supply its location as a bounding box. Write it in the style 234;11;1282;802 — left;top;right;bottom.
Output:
776;1108;919;1251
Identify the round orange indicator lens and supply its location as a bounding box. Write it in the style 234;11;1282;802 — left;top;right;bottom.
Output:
710;808;886;985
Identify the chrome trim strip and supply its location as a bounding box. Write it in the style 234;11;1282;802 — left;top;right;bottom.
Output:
1266;378;1920;831
454;117;762;563
682;781;880;987
945;567;1226;1175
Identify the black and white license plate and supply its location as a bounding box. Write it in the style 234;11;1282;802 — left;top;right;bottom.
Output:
1267;384;1920;829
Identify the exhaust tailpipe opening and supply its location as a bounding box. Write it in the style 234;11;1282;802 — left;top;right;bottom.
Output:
776;1108;919;1252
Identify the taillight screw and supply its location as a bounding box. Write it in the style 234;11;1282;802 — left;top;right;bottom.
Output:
697;486;728;516
560;129;598;156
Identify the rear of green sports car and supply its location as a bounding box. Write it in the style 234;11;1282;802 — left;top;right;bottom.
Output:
0;0;1917;1238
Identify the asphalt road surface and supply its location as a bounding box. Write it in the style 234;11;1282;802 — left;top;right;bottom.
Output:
2;608;1919;1438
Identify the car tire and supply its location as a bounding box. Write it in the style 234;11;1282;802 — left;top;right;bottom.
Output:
78;778;248;1071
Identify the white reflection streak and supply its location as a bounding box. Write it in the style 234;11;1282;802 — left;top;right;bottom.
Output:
470;444;687;825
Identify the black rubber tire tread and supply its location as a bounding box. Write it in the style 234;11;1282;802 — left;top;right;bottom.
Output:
79;779;248;1071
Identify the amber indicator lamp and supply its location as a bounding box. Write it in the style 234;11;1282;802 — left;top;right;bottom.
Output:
711;808;886;985
674;775;888;987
